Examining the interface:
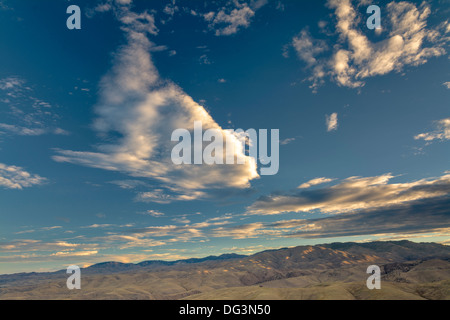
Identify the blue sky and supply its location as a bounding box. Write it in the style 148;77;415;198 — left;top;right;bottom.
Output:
0;0;449;274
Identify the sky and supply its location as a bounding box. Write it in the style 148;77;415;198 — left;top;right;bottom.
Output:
0;0;449;274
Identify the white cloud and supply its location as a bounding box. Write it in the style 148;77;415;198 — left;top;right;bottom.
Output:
248;173;450;215
0;123;46;136
199;54;212;64
443;82;450;89
172;217;191;224
0;77;66;136
143;210;165;217
326;113;338;132
202;1;267;36
0;123;69;136
415;118;450;142
136;189;208;204
0;239;88;252
53;2;259;203
0;1;11;11
163;0;179;17
0;163;46;190
109;180;150;189
250;0;268;10
280;137;296;145
81;224;114;229
211;222;266;239
292;29;328;67
292;0;448;90
50;250;98;257
298;177;335;189
0;77;25;90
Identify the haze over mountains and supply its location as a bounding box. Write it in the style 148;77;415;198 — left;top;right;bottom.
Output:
0;241;449;300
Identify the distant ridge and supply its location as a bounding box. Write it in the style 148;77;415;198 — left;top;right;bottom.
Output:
83;253;248;274
1;241;449;277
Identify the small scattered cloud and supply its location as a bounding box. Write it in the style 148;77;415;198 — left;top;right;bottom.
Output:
141;210;165;217
172;217;191;224
110;180;150;190
0;124;69;136
0;76;66;137
280;137;296;145
275;1;285;12
0;239;91;253
0;77;25;91
0;123;46;136
81;224;114;229
0;0;12;11
292;29;328;67
326;113;338;132
199;54;212;64
415;118;450;142
163;0;179;17
202;0;267;36
0;163;46;190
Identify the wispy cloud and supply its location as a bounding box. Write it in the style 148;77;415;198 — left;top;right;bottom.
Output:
109;180;150;190
298;177;335;189
0;76;66;136
0;239;93;253
280;137;296;145
0;77;25;90
211;222;266;239
81;224;114;229
140;210;165;217
0;123;67;136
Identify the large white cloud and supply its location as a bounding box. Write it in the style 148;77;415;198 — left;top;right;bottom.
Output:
53;2;259;202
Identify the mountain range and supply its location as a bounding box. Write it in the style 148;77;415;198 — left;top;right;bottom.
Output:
0;240;449;300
